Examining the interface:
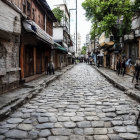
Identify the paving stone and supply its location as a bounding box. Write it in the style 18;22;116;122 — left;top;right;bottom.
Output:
51;128;72;135
84;112;96;116
104;122;112;128
85;136;94;140
38;117;49;123
105;113;116;118
54;122;63;128
70;135;85;140
111;121;123;126
73;128;84;135
36;123;54;129
67;105;80;109
1;124;17;129
77;121;91;128
7;118;23;124
0;129;9;134
29;130;39;139
94;128;107;135
123;120;135;125
71;116;84;122
0;136;5;140
119;133;137;140
49;116;57;122
64;122;76;128
22;113;31;119
107;134;123;140
86;116;99;121
94;135;109;140
23;119;32;124
58;116;70;122
48;136;69;140
97;113;106;118
63;112;76;117
126;126;138;133
116;111;129;115
102;108;116;113
5;130;28;139
41;113;56;117
37;138;47;140
91;121;104;127
39;129;51;137
113;126;126;133
84;128;94;135
17;124;33;131
107;128;114;134
11;112;23;118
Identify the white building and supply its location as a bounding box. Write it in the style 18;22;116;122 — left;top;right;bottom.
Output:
53;1;73;68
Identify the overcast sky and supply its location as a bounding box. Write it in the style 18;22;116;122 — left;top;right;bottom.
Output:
47;0;91;47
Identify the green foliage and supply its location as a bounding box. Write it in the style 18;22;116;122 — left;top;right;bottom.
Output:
52;7;64;23
132;0;140;13
81;46;87;55
82;0;135;40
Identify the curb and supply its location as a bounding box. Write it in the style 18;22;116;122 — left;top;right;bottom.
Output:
92;65;140;102
0;65;74;120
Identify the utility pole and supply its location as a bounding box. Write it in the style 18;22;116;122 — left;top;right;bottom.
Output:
69;0;77;53
76;0;77;53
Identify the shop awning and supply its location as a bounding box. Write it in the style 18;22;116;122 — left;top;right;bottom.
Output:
53;42;68;52
23;20;54;45
99;32;114;47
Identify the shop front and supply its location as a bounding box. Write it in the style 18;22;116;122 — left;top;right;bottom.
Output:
20;20;53;82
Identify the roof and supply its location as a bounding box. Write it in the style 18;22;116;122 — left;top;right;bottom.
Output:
39;0;57;22
54;42;68;52
23;20;54;45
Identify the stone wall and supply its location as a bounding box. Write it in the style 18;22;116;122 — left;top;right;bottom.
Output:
0;35;20;94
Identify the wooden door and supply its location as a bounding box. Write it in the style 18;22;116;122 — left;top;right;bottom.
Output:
36;48;42;74
24;46;34;77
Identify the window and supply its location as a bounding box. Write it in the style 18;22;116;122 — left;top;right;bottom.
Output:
23;0;26;14
27;1;31;17
38;15;40;24
32;8;35;21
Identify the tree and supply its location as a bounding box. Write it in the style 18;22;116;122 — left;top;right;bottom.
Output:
52;7;64;23
81;46;87;55
82;0;135;40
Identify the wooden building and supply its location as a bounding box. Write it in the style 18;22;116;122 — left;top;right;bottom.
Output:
10;0;57;82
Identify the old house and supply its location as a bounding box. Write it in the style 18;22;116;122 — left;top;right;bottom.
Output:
53;1;73;69
10;0;57;82
0;0;21;94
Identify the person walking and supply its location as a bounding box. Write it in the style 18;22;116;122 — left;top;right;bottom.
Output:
48;60;55;75
116;59;121;75
122;57;126;76
135;58;140;85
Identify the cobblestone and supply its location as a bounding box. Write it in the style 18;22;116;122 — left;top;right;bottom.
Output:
0;63;139;139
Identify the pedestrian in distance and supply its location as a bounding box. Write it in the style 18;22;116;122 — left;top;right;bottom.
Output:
47;60;55;75
134;58;140;86
122;57;126;76
116;59;121;75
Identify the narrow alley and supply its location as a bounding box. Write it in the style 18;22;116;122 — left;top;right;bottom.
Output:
0;63;140;140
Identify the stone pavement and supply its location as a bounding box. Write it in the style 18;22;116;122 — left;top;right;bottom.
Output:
0;63;140;140
91;65;140;102
0;65;74;120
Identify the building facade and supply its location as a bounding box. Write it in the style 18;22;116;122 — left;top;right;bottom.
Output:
53;2;73;69
0;0;21;94
10;0;56;82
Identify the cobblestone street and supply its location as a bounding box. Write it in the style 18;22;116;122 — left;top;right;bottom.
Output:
0;63;140;140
